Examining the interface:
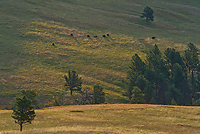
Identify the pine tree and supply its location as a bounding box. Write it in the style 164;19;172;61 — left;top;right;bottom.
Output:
171;98;177;105
11;96;36;131
126;54;146;102
184;43;199;77
140;6;154;22
64;71;82;95
93;85;105;104
146;44;162;69
172;63;186;88
184;43;199;100
164;48;185;70
131;86;145;104
129;54;146;75
145;45;169;104
21;89;38;108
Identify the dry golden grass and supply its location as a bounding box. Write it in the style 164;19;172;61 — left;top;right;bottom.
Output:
0;104;200;134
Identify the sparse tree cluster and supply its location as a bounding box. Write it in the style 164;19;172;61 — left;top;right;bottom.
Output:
64;71;105;104
125;43;200;105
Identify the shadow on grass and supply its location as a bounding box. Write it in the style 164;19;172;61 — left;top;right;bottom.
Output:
69;110;84;113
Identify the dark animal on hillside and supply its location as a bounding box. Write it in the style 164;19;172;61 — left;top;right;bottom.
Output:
87;35;90;37
70;33;73;36
94;36;97;38
103;35;106;37
107;34;109;36
52;43;55;46
152;37;155;39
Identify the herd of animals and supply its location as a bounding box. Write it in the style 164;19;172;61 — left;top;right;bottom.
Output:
70;33;110;38
51;33;156;46
51;33;110;46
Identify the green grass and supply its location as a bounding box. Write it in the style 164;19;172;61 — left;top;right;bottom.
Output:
0;0;200;108
0;104;200;133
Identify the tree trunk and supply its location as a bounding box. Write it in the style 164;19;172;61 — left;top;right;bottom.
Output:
192;70;194;80
146;17;148;22
189;67;190;74
70;90;72;96
20;123;22;131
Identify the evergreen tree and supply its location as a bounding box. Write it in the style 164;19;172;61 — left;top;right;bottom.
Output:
64;71;82;95
164;48;186;80
11;96;36;131
140;6;154;22
126;54;146;102
21;89;38;108
93;85;105;104
145;45;169;104
195;64;200;99
129;54;146;75
146;44;162;69
171;63;191;105
149;97;158;104
164;48;185;69
156;72;169;104
143;69;157;103
165;85;182;105
125;71;136;101
135;74;148;93
184;43;199;99
172;63;186;88
125;45;199;106
144;81;154;103
184;43;199;77
131;86;145;104
171;98;177;105
179;80;191;105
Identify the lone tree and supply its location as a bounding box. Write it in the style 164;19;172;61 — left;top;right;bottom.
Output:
140;6;154;22
64;70;82;95
93;85;105;104
11;96;36;131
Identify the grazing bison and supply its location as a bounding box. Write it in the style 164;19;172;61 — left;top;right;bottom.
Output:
52;43;55;46
152;37;155;39
107;34;109;36
103;35;106;37
70;33;73;36
87;35;90;37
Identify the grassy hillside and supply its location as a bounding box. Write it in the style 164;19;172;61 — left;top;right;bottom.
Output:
0;0;200;108
0;104;200;133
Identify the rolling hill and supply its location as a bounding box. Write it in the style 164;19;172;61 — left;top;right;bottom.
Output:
0;0;200;108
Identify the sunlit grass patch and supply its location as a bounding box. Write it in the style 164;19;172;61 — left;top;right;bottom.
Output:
1;104;200;133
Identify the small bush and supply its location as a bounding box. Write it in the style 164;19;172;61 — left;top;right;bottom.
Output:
171;98;177;105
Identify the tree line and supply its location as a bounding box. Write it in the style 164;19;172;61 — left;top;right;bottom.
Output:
125;43;200;105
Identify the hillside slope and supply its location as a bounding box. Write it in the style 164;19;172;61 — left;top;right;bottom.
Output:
0;0;200;108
